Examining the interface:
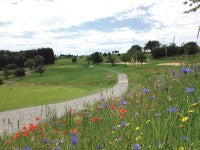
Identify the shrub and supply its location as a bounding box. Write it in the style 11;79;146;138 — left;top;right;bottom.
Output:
5;63;18;70
151;46;166;59
0;78;3;85
24;59;35;69
35;65;45;76
14;68;25;77
72;57;77;63
181;42;199;55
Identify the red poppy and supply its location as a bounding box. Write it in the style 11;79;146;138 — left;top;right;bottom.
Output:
91;117;98;123
22;126;27;131
77;120;82;125
35;116;40;121
21;131;29;137
120;114;125;119
118;109;127;114
109;105;115;110
13;132;20;141
71;129;77;133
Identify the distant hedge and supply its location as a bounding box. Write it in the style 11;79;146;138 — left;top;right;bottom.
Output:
14;68;25;77
151;42;199;59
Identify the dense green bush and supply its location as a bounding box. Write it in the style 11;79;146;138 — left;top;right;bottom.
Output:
72;57;77;63
181;42;199;55
14;68;25;77
151;46;166;59
0;78;3;85
5;63;18;70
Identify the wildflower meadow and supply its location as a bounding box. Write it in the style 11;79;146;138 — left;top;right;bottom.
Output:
0;64;200;150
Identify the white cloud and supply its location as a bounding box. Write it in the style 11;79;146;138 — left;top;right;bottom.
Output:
0;0;199;54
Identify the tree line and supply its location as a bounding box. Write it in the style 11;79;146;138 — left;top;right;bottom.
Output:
0;47;55;69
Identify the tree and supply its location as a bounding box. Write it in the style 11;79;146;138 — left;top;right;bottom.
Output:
24;59;34;69
86;56;92;64
72;57;77;63
14;68;25;77
183;0;200;13
35;65;45;76
106;55;116;66
120;54;131;66
181;42;199;55
127;45;142;56
144;41;161;52
34;55;44;69
90;52;103;65
5;63;18;70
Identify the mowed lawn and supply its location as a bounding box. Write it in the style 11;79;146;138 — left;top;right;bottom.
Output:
0;59;117;112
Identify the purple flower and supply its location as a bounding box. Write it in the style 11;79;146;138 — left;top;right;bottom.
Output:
171;70;176;74
71;132;78;138
23;147;31;150
42;139;48;144
182;135;189;141
119;100;127;105
155;142;162;148
133;144;141;150
70;137;78;145
186;87;195;93
150;95;156;99
168;107;178;113
155;113;161;117
96;145;103;149
143;89;150;93
181;67;192;74
104;104;109;108
100;96;105;101
120;122;127;127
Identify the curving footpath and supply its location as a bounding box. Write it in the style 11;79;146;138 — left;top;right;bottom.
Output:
0;74;128;134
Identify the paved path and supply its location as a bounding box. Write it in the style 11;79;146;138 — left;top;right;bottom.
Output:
0;74;128;134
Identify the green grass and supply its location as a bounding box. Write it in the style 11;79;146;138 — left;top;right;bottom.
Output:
1;57;199;149
0;59;117;111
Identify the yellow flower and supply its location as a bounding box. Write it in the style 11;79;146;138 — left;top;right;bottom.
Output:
179;125;184;128
117;125;121;128
188;110;195;113
125;123;130;127
181;117;189;122
146;120;150;123
191;103;198;107
178;146;184;150
135;127;140;131
109;142;113;144
135;136;142;141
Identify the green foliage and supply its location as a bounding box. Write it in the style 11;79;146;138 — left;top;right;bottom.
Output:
183;0;200;13
5;63;18;70
0;78;3;85
181;41;199;55
144;40;161;52
14;68;25;77
90;52;103;64
24;59;35;69
34;55;44;69
86;56;92;64
35;65;45;76
120;54;131;65
127;45;142;56
106;55;116;66
72;57;77;63
2;68;12;79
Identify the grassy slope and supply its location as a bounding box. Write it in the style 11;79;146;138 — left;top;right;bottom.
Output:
0;59;117;111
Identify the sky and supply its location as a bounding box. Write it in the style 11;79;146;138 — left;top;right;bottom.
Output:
0;0;199;55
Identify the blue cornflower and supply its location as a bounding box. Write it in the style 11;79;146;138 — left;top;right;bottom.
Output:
181;67;192;74
155;113;161;117
70;137;78;145
155;141;162;148
143;89;150;93
120;122;127;127
96;145;103;149
23;147;31;150
133;144;141;150
171;70;176;74
150;95;156;99
186;87;195;93
42;139;48;144
182;135;189;141
71;132;78;138
168;107;178;113
100;96;105;101
104;104;109;108
119;100;127;105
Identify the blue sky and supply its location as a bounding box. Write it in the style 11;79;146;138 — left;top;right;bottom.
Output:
0;0;199;55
